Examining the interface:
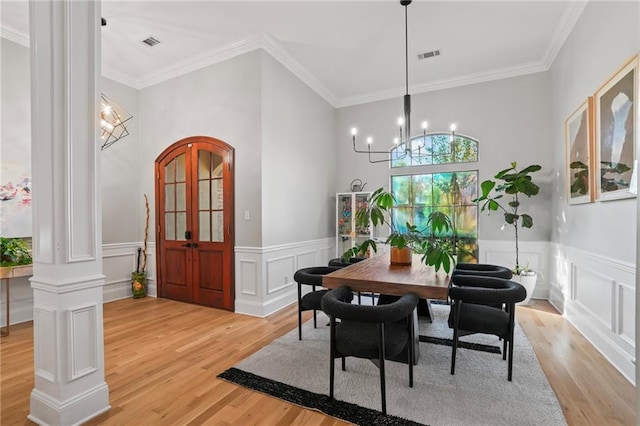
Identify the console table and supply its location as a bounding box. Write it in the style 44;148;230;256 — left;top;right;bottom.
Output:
0;264;33;336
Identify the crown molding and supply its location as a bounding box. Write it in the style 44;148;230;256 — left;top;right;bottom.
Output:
0;24;29;47
101;67;141;90
542;1;588;68
336;61;547;108
260;34;338;107
135;34;264;89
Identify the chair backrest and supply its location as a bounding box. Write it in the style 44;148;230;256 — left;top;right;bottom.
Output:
449;275;526;305
322;286;418;323
294;266;342;286
453;263;513;280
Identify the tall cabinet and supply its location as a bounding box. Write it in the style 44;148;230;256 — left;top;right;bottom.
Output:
336;192;373;257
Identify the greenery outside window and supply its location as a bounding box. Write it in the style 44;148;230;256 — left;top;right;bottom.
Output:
390;171;479;262
391;134;478;168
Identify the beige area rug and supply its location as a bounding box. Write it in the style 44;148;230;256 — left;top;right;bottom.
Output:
219;303;566;426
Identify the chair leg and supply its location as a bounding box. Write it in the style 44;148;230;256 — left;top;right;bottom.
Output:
341;357;346;371
329;317;336;399
297;283;302;340
451;301;460;375
508;305;516;381
503;337;507;361
408;312;414;387
313;309;317;328
378;323;387;415
358;292;362;305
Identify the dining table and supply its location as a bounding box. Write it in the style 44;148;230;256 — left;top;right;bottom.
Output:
322;253;451;364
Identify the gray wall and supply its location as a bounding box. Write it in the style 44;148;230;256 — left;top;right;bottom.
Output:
1;38;31;237
260;52;337;246
101;77;141;244
549;1;639;263
138;51;263;246
336;72;554;242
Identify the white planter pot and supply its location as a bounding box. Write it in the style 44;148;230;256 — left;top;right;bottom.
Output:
514;272;537;305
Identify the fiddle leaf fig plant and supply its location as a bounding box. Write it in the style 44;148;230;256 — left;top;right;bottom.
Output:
342;187;456;273
0;237;32;267
472;162;541;274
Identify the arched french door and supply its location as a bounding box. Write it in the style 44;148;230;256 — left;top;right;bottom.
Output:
155;136;234;311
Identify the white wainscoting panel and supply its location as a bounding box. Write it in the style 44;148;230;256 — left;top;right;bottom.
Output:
235;238;334;317
34;306;56;382
477;239;550;299
549;243;635;385
67;304;98;381
4;243;156;327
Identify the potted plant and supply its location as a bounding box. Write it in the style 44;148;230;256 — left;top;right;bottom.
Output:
342;187;456;274
472;162;541;303
0;237;33;279
132;194;150;299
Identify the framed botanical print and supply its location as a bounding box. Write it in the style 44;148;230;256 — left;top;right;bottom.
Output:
565;98;594;204
595;55;638;201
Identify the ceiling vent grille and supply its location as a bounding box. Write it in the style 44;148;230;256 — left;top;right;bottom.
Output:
417;49;441;60
142;37;161;47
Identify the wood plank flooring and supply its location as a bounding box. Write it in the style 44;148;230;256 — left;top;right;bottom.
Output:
0;297;635;425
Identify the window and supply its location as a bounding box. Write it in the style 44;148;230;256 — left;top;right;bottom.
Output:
390;171;478;262
391;134;478;168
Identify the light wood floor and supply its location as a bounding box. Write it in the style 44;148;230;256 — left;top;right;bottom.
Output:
0;297;635;425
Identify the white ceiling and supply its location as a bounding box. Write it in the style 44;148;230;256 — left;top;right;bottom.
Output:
0;1;586;107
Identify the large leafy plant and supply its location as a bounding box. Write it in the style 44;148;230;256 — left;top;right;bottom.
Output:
473;162;541;274
342;187;456;273
0;237;32;267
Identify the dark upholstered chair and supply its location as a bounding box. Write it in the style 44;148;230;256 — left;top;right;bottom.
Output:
448;275;526;381
321;286;419;415
328;257;376;305
450;263;513;307
453;263;513;279
293;266;343;340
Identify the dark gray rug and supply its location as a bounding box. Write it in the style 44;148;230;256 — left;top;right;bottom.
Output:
218;303;566;426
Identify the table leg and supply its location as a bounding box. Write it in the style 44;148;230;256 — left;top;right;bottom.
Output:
1;278;9;337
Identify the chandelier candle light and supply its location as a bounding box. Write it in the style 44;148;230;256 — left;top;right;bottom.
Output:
351;0;457;164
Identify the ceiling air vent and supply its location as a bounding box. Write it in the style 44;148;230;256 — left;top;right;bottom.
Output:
142;37;161;47
417;49;441;60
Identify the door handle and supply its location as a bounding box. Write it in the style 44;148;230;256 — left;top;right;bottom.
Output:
181;243;199;248
191;243;199;248
181;243;192;248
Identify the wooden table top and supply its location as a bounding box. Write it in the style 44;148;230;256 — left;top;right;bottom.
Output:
322;254;450;300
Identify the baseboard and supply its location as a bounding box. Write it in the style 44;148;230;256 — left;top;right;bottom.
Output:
28;383;110;426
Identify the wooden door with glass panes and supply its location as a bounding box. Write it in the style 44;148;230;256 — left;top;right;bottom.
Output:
155;136;234;311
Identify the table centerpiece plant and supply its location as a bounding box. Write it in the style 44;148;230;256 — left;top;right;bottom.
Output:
342;187;457;274
0;237;32;267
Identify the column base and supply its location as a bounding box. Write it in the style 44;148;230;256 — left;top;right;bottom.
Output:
28;383;110;426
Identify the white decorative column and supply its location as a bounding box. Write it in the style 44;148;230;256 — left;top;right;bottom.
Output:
28;1;110;425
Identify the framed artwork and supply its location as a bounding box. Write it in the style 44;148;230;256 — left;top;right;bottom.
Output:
565;98;594;204
595;55;638;201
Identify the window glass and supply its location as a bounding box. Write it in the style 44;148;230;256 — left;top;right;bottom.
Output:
391;134;478;168
391;171;478;262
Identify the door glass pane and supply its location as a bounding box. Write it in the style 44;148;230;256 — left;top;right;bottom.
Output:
212;179;223;209
177;212;187;241
212;154;224;178
165;184;175;211
198;151;211;179
199;180;211;210
176;183;186;210
165;159;175;183
176;154;186;182
199;211;211;241
211;211;224;242
165;213;175;240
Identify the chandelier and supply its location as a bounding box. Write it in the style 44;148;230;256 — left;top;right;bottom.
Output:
351;0;457;164
100;94;133;151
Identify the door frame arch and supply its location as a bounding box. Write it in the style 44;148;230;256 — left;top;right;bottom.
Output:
155;135;235;309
